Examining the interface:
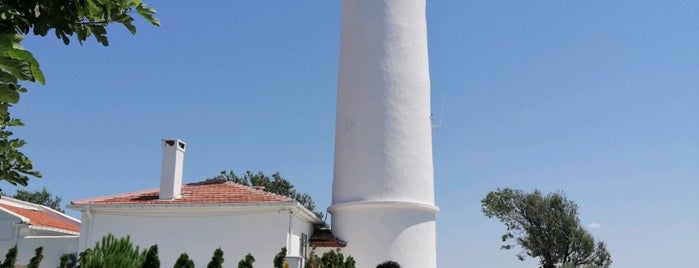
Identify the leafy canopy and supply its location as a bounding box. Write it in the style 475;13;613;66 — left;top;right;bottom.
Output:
481;188;612;268
10;187;64;212
306;249;356;268
0;0;158;190
209;170;324;219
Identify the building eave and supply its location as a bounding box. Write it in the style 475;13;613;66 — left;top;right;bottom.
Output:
69;201;325;224
26;225;80;236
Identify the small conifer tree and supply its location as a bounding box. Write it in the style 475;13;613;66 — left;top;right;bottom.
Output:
173;253;195;268
58;254;70;268
207;248;224;268
273;247;286;268
376;261;401;268
237;253;255;268
142;245;160;268
27;246;44;268
0;245;18;268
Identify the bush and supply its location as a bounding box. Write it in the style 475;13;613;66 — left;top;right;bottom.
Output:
305;248;355;268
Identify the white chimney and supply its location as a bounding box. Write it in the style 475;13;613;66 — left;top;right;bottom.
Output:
160;139;186;200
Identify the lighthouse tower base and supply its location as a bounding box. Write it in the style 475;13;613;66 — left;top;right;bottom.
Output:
329;201;438;268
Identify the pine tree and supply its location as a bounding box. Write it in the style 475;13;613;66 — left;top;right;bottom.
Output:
173;253;195;268
27;246;44;268
0;245;18;268
237;253;255;268
142;245;160;268
79;233;146;268
206;248;224;268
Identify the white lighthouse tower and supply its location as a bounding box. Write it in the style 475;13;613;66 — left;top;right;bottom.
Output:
328;0;438;267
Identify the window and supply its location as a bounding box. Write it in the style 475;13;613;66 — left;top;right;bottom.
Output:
300;233;308;259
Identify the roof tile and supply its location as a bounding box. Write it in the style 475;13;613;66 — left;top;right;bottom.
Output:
0;203;80;233
71;181;293;205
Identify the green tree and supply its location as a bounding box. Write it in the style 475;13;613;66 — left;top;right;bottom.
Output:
173;253;195;268
376;261;401;268
27;246;43;268
273;247;286;268
305;249;355;268
58;254;69;268
237;253;255;268
210;170;324;219
207;248;224;268
79;233;146;268
0;245;17;268
0;0;159;191
142;245;160;268
10;187;64;212
481;188;612;268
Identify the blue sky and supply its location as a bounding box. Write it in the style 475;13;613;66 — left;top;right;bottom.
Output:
3;1;698;267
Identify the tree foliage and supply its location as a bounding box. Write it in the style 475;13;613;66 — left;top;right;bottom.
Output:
27;246;43;268
207;248;224;268
10;187;64;212
58;254;70;268
305;249;356;268
237;253;255;268
481;188;612;268
142;245;160;268
209;170;324;219
0;0;159;189
79;234;147;268
173;253;195;268
273;247;286;268
376;261;401;268
0;245;17;268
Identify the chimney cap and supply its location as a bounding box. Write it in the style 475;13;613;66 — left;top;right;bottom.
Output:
162;138;186;151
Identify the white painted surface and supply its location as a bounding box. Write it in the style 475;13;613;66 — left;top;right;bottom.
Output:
331;0;438;267
0;198;79;268
1;236;79;268
75;205;316;268
160;139;186;200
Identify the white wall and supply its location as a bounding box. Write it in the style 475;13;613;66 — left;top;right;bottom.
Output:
79;206;315;267
0;225;78;268
14;236;79;268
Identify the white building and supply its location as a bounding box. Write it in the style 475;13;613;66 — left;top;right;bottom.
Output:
0;197;80;268
330;0;438;267
69;139;343;268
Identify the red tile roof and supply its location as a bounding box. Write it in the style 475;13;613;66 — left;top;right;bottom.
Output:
310;228;347;248
71;181;293;205
0;203;80;233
